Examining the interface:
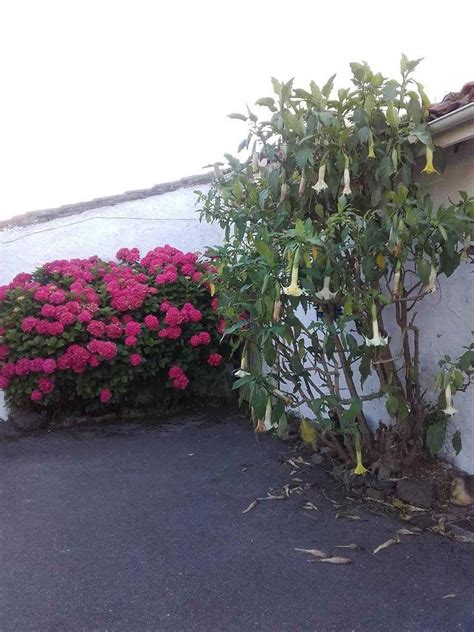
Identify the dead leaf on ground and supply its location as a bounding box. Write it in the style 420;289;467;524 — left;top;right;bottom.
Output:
373;537;400;554
293;456;311;466
336;513;362;521
242;500;258;514
295;548;329;559
321;491;338;505
257;493;286;501
335;544;360;550
315;556;352;564
442;594;456;599
454;534;474;544
302;502;319;511
397;528;420;536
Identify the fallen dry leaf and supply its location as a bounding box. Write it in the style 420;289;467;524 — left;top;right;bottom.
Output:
295;548;329;559
302;502;319;511
373;537;400;554
316;556;352;564
335;544;360;550
336;513;362;521
294;456;311;466
442;594;456;599
257;494;286;501
242;500;258;514
454;534;474;544
397;528;420;536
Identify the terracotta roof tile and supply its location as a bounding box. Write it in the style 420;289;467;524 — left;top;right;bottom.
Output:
429;82;474;120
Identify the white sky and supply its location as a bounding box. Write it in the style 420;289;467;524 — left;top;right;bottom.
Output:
0;0;472;219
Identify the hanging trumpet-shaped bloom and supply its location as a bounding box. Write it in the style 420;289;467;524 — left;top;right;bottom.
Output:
442;383;458;417
364;303;388;347
234;344;250;378
272;388;293;406
424;265;437;294
315;276;337;301
298;169;306;197
392;261;402;298
460;233;471;263
252;152;259;173
342;155;351;196
272;299;282;323
283;252;304;297
279;182;289;203
353;434;368;475
264;397;274;431
368;131;376;159
422;146;439;175
312;164;328;194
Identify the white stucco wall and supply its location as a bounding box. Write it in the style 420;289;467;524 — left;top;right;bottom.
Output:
0;183;223;420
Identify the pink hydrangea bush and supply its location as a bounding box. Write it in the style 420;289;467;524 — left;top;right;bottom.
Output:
0;246;227;414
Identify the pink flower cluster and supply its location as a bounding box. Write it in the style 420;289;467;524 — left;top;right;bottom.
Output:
168;366;189;390
0;245;224;408
116;247;140;263
140;245;202;284
103;264;154;312
207;353;223;367
190;332;212;347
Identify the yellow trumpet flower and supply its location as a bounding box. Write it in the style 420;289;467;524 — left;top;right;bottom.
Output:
422;146;439;175
283;253;304;297
353;434;368;475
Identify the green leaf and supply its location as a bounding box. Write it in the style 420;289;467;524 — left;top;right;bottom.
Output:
452;431;462;456
232;374;253;390
321;73;336;98
386;395;399;418
425;420;447;456
295;147;313;169
255;239;274;264
255;97;276;109
417;258;431;284
228;113;247;121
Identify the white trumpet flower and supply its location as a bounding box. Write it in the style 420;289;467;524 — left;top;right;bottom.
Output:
315;276;337;302
424;265;437;294
364;304;388;347
392;262;402;298
234;345;250;378
264;397;274;431
342;166;352;196
252;152;259;173
312;164;328;194
272;299;282;323
442;384;458;416
342;155;351;195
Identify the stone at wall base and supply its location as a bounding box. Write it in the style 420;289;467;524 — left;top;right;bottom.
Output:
8;407;48;432
396;479;433;509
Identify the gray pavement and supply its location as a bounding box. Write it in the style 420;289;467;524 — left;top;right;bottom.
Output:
0;408;473;631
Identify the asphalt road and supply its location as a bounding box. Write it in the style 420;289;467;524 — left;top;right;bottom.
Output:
0;408;473;631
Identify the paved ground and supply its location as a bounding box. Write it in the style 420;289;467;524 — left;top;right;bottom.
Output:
0;408;473;632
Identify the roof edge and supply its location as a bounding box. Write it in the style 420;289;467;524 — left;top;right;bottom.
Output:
429;103;474;147
0;172;214;231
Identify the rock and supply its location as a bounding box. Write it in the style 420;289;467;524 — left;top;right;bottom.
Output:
365;488;385;501
9;407;47;432
319;446;334;457
377;465;392;481
376;480;396;494
311;453;325;465
0;419;21;438
396;479;433;509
